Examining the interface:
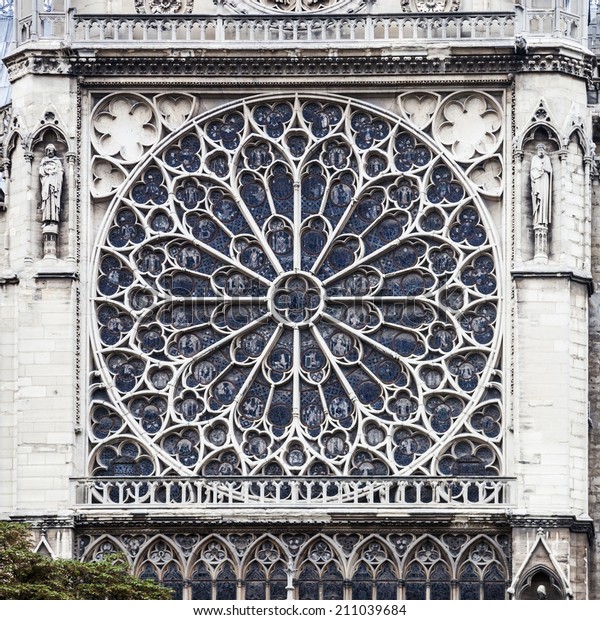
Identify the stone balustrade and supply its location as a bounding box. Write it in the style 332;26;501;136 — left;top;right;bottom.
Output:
10;9;586;49
74;476;515;509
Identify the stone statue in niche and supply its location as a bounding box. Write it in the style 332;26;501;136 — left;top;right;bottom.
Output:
39;144;63;223
529;143;552;261
530;143;552;226
39;143;64;257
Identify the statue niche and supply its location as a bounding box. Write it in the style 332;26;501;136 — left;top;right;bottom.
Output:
529;142;553;262
38;143;64;258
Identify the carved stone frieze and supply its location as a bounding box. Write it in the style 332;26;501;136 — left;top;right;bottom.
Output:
135;0;193;14
401;0;460;12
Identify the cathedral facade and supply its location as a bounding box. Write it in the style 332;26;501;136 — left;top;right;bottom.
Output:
0;0;597;600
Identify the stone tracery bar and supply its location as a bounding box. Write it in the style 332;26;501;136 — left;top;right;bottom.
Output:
74;476;515;508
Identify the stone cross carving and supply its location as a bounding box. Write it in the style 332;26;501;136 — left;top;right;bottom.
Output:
530;143;552;261
39;143;64;257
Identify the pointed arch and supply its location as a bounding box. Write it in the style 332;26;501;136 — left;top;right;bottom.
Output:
81;534;128;562
347;535;399;600
401;535;452;600
134;535;186;600
515;566;566;600
241;535;290;601
509;533;572;600
516;97;561;152
296;535;345;601
31;125;69;157
189;535;239;601
455;536;508;600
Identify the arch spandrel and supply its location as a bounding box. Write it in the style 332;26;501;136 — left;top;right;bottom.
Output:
89;93;504;484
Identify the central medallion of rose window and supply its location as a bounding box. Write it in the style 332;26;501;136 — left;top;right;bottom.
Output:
270;273;324;326
90;94;503;482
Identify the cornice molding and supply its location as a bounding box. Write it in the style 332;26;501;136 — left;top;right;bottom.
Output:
511;266;594;295
74;514;512;531
4;49;594;83
509;516;595;542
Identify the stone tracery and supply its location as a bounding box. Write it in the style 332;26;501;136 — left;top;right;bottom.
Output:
79;531;509;600
90;92;503;486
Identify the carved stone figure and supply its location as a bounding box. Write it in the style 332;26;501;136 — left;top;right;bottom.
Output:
39;143;64;223
530;143;552;226
536;585;547;599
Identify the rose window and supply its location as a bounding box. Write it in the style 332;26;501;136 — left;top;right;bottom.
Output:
90;94;502;480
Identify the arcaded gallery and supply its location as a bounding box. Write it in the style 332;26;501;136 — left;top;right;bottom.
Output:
1;0;600;600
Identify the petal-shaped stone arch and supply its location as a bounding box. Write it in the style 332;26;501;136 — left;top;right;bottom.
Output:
347;535;400;600
188;535;240;600
241;536;291;601
455;536;509;600
401;535;453;600
81;534;128;562
134;536;186;598
295;535;346;600
90;93;503;482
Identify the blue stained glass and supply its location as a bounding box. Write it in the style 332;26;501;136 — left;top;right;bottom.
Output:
322;565;344;600
330;183;353;207
165;135;201;173
405;563;426;600
376;360;401;383
150;212;173;232
377;218;402;242
328;246;354;270
241;180;267;208
216;565;237;600
192;565;213;600
421;210;444;232
269;565;288;600
288;135;307;158
132;168;168;204
254;103;293;139
298;566;319;600
270;174;294;200
245;564;266;600
302;172;326;200
430;582;451;600
352;579;372;600
176;182;205;209
357;381;381;404
208;155;230;178
268;405;292;427
190;217;217;243
212;196;238;224
164;564;184;600
357;197;382;222
376;579;397;600
302;230;326;256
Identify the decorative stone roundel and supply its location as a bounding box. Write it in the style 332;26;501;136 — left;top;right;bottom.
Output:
135;0;193;14
401;0;460;11
90;94;502;480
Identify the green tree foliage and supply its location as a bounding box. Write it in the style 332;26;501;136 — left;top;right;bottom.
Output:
0;521;172;600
